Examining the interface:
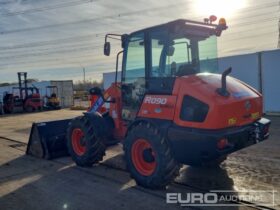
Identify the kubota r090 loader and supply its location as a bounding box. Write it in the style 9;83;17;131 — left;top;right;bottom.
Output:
27;17;271;189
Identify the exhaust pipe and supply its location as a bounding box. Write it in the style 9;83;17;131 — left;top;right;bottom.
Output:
217;67;232;97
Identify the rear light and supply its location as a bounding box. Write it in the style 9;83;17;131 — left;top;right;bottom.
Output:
253;119;271;142
217;138;228;150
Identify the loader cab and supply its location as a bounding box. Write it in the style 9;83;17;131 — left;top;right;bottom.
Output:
104;18;227;121
118;19;226;121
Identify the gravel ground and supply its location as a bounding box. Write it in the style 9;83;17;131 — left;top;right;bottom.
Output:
0;110;279;210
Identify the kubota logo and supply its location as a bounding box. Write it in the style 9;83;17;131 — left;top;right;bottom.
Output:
144;96;167;105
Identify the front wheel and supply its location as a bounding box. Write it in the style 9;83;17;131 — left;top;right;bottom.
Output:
67;115;106;167
124;122;181;189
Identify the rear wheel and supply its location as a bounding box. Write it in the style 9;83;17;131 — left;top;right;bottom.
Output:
4;106;12;114
124;122;181;189
25;105;34;113
67;115;106;167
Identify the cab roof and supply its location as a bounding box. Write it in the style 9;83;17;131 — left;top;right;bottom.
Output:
128;19;226;38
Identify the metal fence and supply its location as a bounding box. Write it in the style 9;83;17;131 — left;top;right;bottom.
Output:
218;49;280;113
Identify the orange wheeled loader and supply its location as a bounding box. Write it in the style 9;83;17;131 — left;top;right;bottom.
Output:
27;17;270;189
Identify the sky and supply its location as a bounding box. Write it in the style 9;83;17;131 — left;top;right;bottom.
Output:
0;0;279;83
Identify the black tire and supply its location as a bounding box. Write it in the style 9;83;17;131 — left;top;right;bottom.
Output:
67;115;106;167
124;122;181;189
4;106;12;114
25;105;34;113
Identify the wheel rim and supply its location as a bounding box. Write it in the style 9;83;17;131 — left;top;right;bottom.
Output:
131;138;156;176
71;128;86;156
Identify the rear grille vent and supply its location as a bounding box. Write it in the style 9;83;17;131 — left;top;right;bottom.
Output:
180;95;209;122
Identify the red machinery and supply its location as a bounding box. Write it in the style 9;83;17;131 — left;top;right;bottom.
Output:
3;72;43;113
27;17;270;189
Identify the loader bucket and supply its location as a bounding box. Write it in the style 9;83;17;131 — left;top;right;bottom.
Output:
26;119;71;159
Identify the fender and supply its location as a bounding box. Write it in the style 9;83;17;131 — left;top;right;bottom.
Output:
127;118;173;137
83;112;108;137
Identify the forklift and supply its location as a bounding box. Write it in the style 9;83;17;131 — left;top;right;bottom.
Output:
3;72;43;113
44;85;61;110
27;17;271;189
3;89;24;113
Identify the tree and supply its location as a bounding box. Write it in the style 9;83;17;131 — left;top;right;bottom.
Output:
0;83;10;87
73;80;103;91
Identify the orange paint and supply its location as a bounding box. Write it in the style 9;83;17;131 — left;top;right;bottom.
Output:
173;73;263;129
138;95;177;120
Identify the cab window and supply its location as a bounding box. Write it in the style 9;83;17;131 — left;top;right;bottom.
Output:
124;33;145;83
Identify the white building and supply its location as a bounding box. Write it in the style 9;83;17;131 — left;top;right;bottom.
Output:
0;80;73;108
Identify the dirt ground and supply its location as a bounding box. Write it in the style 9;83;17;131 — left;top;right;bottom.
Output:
0;109;279;210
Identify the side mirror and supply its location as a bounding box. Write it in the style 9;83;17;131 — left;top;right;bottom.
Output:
167;46;175;56
104;42;111;56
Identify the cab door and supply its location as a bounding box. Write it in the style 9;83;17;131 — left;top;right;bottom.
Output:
121;32;146;121
145;29;176;95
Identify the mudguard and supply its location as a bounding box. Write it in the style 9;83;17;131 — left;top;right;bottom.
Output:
84;112;119;145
